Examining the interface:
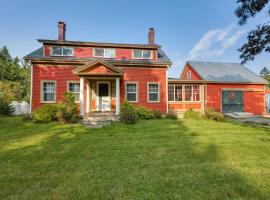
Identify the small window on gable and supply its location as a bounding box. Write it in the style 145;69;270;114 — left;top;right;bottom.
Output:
94;48;115;58
187;70;192;80
133;50;152;59
51;46;73;56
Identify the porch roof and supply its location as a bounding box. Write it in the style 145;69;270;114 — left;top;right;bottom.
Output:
72;59;123;77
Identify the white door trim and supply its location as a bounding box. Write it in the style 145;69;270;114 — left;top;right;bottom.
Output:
96;81;111;111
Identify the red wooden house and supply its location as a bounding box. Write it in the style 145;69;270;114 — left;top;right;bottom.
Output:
25;22;269;117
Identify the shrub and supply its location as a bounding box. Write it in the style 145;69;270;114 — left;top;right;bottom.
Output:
0;99;14;115
165;113;178;119
32;104;60;123
204;108;224;122
58;92;79;123
120;101;137;124
135;106;155;120
184;109;201;119
153;109;162;119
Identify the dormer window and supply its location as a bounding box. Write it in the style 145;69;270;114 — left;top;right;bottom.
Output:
133;50;152;59
94;48;115;58
51;46;73;56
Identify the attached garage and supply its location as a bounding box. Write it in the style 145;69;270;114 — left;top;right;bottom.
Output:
169;61;268;116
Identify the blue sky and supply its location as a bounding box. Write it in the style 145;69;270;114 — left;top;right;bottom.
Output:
0;0;269;77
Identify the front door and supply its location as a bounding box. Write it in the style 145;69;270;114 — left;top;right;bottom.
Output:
97;82;110;111
222;90;243;113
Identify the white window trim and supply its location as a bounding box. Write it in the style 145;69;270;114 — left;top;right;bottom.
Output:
67;81;80;103
93;48;116;58
147;82;160;103
168;84;201;103
50;46;74;57
41;80;56;103
132;49;153;59
125;82;138;103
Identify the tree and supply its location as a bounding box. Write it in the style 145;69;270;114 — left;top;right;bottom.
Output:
260;66;270;76
0;46;30;102
235;0;270;63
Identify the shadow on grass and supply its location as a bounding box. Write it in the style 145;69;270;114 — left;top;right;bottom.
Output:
0;117;269;199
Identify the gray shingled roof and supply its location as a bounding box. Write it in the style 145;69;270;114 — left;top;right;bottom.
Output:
24;47;172;65
187;61;267;84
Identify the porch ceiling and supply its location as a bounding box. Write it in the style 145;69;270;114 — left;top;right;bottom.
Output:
72;59;123;77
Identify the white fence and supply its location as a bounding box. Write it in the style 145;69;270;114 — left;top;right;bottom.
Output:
10;101;30;115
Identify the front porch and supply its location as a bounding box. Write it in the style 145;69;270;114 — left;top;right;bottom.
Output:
79;77;121;116
72;59;123;117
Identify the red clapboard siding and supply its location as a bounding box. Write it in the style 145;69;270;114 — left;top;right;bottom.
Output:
32;65;80;111
206;83;266;115
119;67;167;113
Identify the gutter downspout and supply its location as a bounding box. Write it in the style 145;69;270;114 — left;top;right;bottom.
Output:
166;66;169;113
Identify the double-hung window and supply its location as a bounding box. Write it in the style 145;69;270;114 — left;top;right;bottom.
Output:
148;83;160;102
133;50;152;59
51;46;73;56
126;83;137;102
68;82;80;102
94;48;115;58
42;81;56;102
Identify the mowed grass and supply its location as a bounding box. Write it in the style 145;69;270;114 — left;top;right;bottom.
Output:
0;116;270;199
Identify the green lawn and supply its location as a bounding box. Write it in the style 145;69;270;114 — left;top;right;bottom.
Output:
0;116;270;199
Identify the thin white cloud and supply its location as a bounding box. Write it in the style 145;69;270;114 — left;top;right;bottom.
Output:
187;24;246;60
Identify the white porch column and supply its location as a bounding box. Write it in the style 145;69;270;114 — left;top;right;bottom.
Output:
86;81;90;113
80;77;84;116
116;77;120;115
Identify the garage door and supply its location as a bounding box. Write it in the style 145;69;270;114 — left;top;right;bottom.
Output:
222;91;243;113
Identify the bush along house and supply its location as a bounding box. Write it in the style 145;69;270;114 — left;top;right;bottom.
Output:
25;21;269;119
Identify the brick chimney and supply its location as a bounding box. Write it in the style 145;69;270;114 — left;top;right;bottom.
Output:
58;21;66;41
148;28;155;46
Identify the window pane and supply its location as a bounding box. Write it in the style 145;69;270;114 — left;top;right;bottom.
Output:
127;93;136;101
63;47;73;56
149;93;158;101
143;50;151;59
133;50;142;58
44;82;55;92
149;84;158;93
95;48;104;57
175;85;182;101
127;84;136;92
185;85;192;101
52;47;62;55
69;83;80;92
44;93;54;101
193;85;200;101
104;49;115;58
168;85;174;101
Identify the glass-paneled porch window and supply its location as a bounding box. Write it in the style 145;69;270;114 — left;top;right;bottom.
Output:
168;84;200;102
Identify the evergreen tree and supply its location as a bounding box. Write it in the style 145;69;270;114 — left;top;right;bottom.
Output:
0;46;30;101
260;67;270;76
235;0;270;63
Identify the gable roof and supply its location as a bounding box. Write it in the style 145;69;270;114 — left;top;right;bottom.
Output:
185;61;268;84
37;39;160;49
24;47;172;65
72;59;123;76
